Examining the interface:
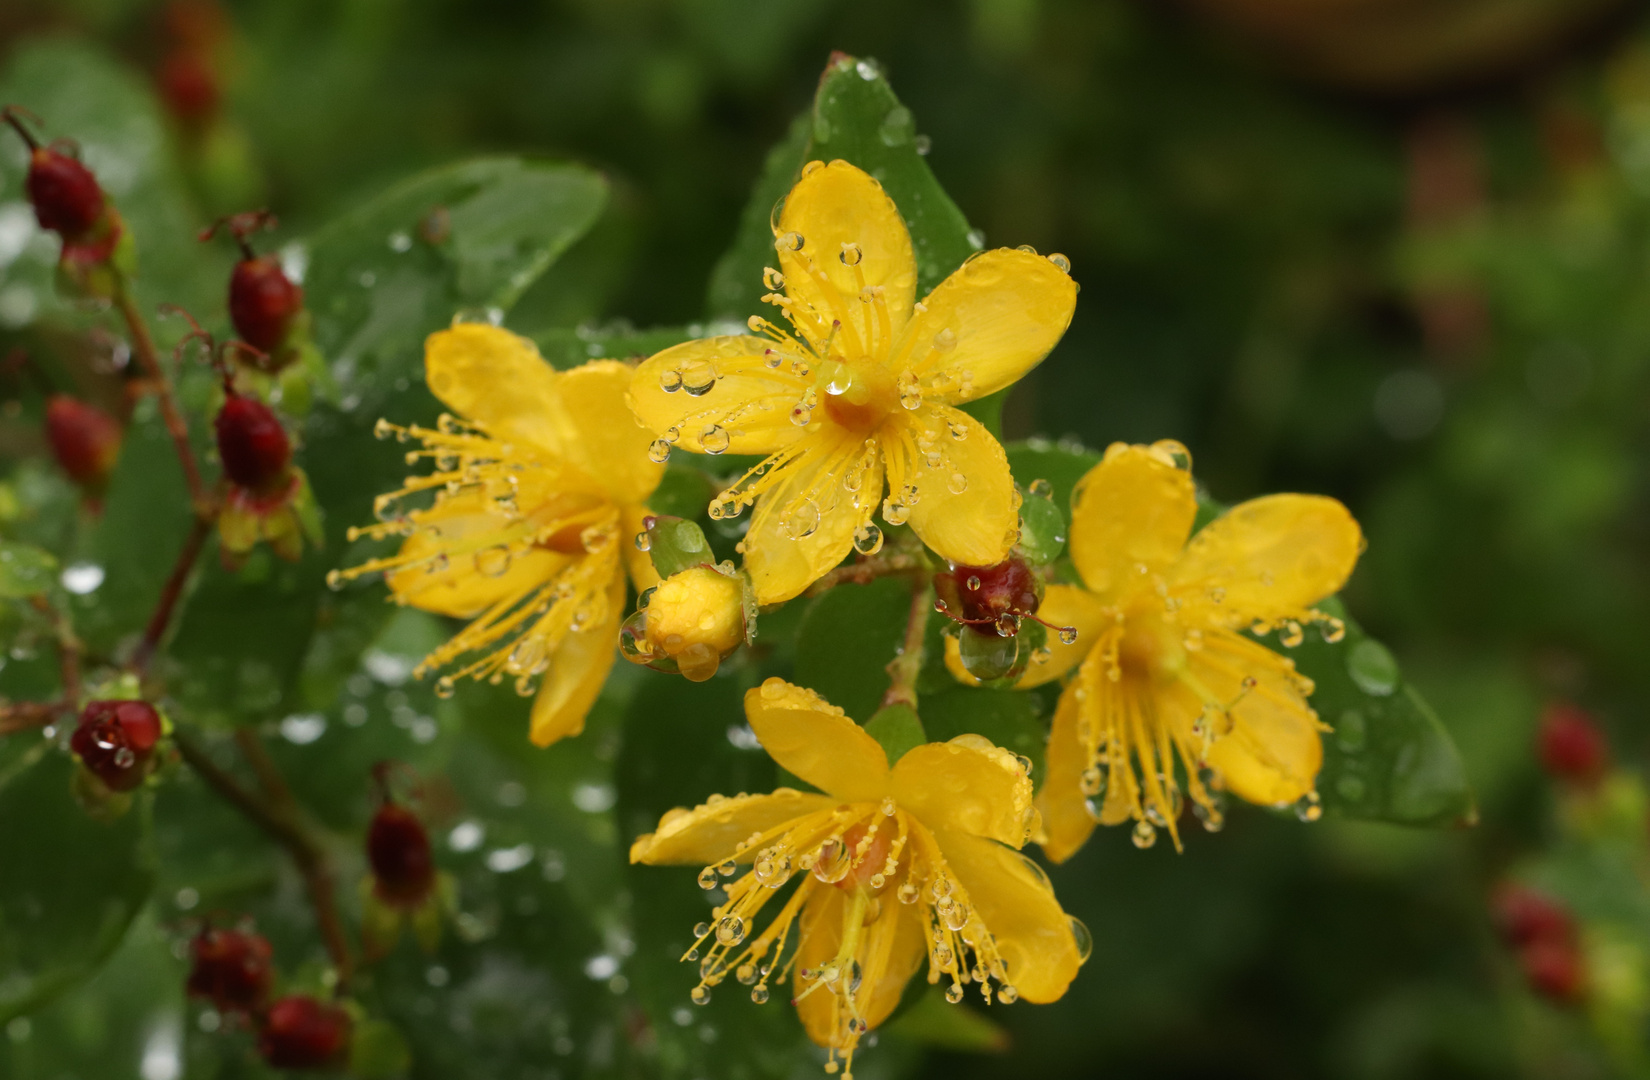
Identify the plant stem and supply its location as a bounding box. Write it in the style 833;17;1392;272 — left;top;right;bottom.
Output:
30;594;81;706
804;550;928;596
882;573;934;712
113;283;208;509
131;511;214;673
0;701;70;735
174;728;354;986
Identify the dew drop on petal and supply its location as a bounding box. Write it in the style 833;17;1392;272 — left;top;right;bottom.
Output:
659;369;683;393
648;439;671;464
853;523;883;555
947;472;968;495
701;425;731;455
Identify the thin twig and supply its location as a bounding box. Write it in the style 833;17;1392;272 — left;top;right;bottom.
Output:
29;594;81;706
0;700;70;735
882;574;934;712
804;550;927;597
131;512;214;673
175;728;355;986
113;284;208;508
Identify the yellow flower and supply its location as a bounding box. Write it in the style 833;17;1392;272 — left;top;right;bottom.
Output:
1025;442;1364;860
331;324;662;747
631;678;1087;1078
628;160;1077;604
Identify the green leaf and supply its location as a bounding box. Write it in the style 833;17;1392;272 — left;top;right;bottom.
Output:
706;113;812;322
0;541;57;599
0;742;155;1022
920;686;1047;786
883;987;1010;1052
866;703;926;765
1268;598;1475;827
348;1018;413;1079
793;577;911;722
531;323;700;370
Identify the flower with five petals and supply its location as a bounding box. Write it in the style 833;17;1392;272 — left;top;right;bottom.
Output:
630;678;1087;1078
334;324;661;746
1020;442;1364;858
628;159;1077;604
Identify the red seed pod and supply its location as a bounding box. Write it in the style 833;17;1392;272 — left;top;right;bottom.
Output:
1522;937;1586;1003
1538;702;1608;786
229;254;304;353
935;556;1044;631
258;995;352;1070
44;394;122;490
26;146;106;239
1492;883;1574;949
159;50;220;126
69;700;162;793
368;803;436;908
215;393;291;493
185;926;273;1013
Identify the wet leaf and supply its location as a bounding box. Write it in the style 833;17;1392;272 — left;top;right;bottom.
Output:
793;576;911;723
0;742;155;1022
0;540;57;599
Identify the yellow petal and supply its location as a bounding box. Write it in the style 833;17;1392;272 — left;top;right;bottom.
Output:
628;335;809;457
628;788;834;866
1175;631;1323;807
424;325;570;457
881;405;1015;568
386;489;567;618
1069;444;1196;602
528;562;624;747
894;248;1076;404
1171;494;1363;626
555;360;664;507
776;160;916;358
934;828;1081;1003
792;888;926;1048
891;736;1035;848
743;431;880;605
620;503;660;593
1035;679;1098;864
744;680;889;802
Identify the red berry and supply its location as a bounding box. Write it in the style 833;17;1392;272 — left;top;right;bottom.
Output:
26;147;105;239
215;394;291;493
44;394;122;490
229;255;303;353
1538;702;1608;785
258;995;351;1069
186;927;273;1013
69;700;162;793
1492;883;1574;948
368;803;436;907
935;557;1043;628
159;50;219;126
1522;938;1586;1003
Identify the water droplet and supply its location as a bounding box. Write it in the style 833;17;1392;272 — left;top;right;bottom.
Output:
1047;252;1071;273
1057;626;1079;645
839;242;863;267
660;369;683;393
715;916;746;946
1280;621;1305;648
697;868;718;890
966;227;986;249
966;575;982;591
932;327;957;352
1346;639;1399;696
994;613;1020;637
778;231;805;252
915;134;932;156
898;370;922;410
947;472;968;495
750;986;769;1004
1321;617;1347;644
634;532;651;552
1294;791;1323;822
948;419;969;441
945;983;964;1004
701;425;731;455
784;500;821;540
690;986;711;1005
853;523;883;555
434;676;456;699
1131;820;1157;849
811;839;851;884
763;267;785;289
474;546;512;577
648;439;671;464
1068;917;1093;963
897;882;920;904
999;984;1020;1004
682;361;718;397
879;105;915;146
113;746;136;769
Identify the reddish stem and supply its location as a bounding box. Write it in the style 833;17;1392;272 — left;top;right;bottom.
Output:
114;285;209;509
131;511;214;672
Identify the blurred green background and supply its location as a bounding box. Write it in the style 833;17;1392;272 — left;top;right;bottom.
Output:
3;0;1650;1077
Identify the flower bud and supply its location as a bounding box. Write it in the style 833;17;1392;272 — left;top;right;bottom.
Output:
44;394;122;495
69;699;163;792
1538;702;1607;786
186;926;273;1013
229;254;304;354
26;145;105;239
215;393;291;493
158;50;219;127
620;564;752;682
367;803;436;908
258;995;352;1070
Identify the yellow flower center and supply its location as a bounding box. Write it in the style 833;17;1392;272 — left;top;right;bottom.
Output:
818;355;897;434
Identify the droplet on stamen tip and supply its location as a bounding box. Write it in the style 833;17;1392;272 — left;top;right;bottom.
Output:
945;984;965;1004
853;523;884;555
763;267;785;290
777;231;805;252
434;676;456;699
1131;820;1157;849
697;868;718;890
690;986;711;1005
839;242;863;267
